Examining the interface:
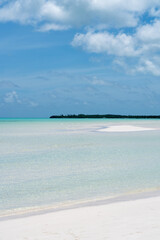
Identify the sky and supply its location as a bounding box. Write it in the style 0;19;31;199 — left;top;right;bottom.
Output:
0;0;160;118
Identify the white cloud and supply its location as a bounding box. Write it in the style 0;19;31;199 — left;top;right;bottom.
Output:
0;0;68;25
0;0;160;30
73;19;160;56
1;0;160;76
137;20;160;42
4;91;21;103
0;0;40;24
136;20;160;57
72;18;160;75
90;0;158;12
40;1;67;21
136;57;160;76
72;31;138;57
38;23;70;32
150;6;160;16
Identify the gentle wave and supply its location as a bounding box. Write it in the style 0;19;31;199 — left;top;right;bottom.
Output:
1;187;160;220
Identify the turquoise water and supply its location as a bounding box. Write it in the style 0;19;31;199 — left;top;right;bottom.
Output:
0;119;160;215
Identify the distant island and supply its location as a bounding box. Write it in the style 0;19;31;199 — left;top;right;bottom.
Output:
50;114;160;119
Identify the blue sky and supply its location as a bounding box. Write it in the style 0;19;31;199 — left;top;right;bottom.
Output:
0;0;160;117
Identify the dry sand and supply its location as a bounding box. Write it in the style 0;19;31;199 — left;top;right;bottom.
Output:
0;195;160;240
98;125;156;132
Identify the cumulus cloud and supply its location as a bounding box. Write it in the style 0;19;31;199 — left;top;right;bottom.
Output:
72;18;160;75
136;57;160;76
137;20;160;41
0;0;160;30
1;0;160;76
72;31;138;57
73;19;160;55
0;0;68;26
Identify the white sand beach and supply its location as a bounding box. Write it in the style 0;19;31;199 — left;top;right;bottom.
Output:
98;125;156;132
0;195;160;240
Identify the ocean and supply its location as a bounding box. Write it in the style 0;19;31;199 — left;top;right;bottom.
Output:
0;118;160;217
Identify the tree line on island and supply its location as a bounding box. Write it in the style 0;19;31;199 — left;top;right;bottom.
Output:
50;114;160;119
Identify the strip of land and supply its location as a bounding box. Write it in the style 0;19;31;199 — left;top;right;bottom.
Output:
50;114;160;118
0;194;160;240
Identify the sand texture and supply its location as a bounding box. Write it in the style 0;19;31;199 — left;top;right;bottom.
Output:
0;196;160;240
98;125;156;132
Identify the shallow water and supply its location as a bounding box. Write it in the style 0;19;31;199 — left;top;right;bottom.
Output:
0;118;160;215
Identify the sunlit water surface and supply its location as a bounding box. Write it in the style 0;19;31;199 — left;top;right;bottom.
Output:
0;119;160;215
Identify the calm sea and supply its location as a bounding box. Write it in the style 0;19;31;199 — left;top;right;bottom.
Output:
0;118;160;216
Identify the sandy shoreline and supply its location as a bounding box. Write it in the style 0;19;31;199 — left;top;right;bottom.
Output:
0;191;160;240
0;195;160;240
1;189;160;221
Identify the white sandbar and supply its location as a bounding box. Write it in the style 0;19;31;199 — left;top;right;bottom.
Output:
0;196;160;240
99;125;156;132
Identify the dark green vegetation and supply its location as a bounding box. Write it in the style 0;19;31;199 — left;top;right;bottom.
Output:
50;114;160;119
